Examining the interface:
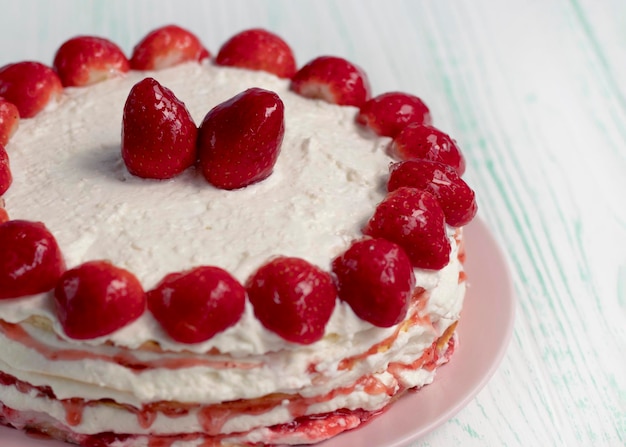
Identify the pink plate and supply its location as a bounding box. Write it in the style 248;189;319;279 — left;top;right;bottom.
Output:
0;218;515;447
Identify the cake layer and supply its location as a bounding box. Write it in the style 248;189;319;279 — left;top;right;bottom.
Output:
0;330;457;446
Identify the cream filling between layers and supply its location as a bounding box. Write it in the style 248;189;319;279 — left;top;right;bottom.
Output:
0;301;460;439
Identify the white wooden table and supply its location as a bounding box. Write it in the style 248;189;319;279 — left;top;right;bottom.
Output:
0;1;624;446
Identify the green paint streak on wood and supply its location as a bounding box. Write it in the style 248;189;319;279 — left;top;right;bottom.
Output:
569;0;626;141
608;374;626;443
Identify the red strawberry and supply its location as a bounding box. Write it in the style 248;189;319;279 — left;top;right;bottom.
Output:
389;123;466;175
0;98;20;146
356;92;431;138
332;238;415;327
0;62;63;118
197;87;284;190
54;260;145;339
148;266;246;344
0;220;65;299
0;144;11;195
53;36;130;87
388;160;477;227
215;28;297;79
290;56;370;107
363;187;450;270
0;207;8;224
246;257;336;344
130;25;209;71
122;77;197;179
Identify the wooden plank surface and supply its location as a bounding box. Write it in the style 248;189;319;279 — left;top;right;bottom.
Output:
0;1;624;445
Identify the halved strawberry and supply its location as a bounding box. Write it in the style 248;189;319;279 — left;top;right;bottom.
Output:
363;187;450;270
148;266;246;344
0;220;66;299
246;256;336;344
290;56;370;107
356;92;431;138
197;87;284;190
389;123;466;175
122;77;197;179
332;238;415;327
0;98;19;147
54;260;145;339
215;28;296;78
388;160;477;227
53;36;130;87
0;144;11;195
130;25;209;71
0;62;63;118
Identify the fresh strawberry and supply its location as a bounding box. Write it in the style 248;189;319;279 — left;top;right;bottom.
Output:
246;257;336;344
0;220;65;299
389;123;466;175
130;25;209;71
0;207;8;224
54;260;145;339
290;56;370;107
122;77;197;179
388;160;477;227
148;266;246;344
0;98;19;147
53;36;130;87
332;238;415;327
0;144;11;195
363;187;450;270
356;92;431;138
0;62;63;118
215;28;297;79
197;87;284;190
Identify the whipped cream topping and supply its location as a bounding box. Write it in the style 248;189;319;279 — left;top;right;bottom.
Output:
0;61;459;355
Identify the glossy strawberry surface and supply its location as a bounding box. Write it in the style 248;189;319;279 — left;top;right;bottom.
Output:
198;87;285;190
0;220;65;299
0;98;19;147
389;123;466;175
0;62;63;118
356;92;431;138
148;266;246;344
122;77;197;179
0;144;11;195
388;160;477;227
216;28;297;78
290;56;370;107
54;260;145;339
246;256;336;344
53;35;130;87
363;187;451;270
131;25;209;70
332;238;415;327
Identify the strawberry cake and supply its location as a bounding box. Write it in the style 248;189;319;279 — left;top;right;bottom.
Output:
0;25;477;446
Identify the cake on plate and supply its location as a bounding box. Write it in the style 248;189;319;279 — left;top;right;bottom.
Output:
0;25;477;446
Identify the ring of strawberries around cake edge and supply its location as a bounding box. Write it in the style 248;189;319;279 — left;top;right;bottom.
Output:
0;24;476;446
